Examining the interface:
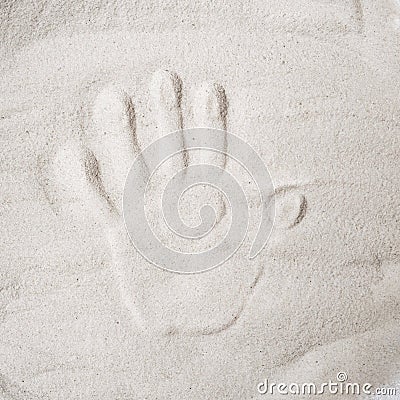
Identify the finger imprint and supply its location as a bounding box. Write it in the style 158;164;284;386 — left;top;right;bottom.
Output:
91;85;138;212
52;140;111;219
149;70;186;171
194;82;227;131
193;82;228;168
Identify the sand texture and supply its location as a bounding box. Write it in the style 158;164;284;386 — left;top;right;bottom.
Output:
1;0;400;399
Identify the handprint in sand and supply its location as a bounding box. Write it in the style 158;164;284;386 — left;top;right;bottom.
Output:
43;70;307;335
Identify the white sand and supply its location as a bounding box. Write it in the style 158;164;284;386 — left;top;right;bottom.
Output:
1;0;400;398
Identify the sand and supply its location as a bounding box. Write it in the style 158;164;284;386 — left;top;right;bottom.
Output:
1;0;400;399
